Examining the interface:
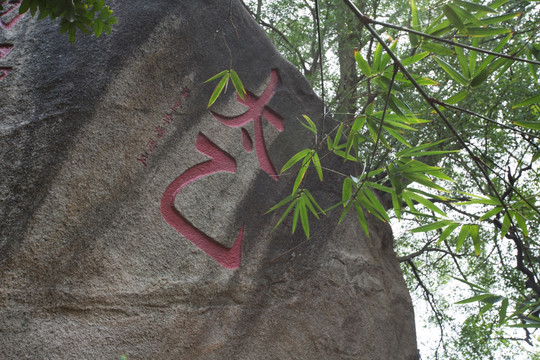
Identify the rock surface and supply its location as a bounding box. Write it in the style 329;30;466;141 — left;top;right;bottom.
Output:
0;0;417;358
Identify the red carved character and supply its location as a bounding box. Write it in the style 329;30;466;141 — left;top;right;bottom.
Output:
211;69;284;180
160;133;243;270
1;0;25;31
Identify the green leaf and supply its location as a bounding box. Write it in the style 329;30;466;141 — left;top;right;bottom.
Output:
454;0;496;13
410;220;453;233
406;191;447;217
204;70;229;83
401;52;430;67
478;206;503;221
229;69;246;101
207;73;229;108
442;4;467;34
342;177;353;205
291;199;301;233
467;27;511;37
456;293;496;304
333;123;345;148
454;42;470;78
354;201;370;236
499;298;509;326
299;115;317;134
354;49;372;76
437;222;460;245
293;164;308;194
281;149;310;173
513;121;540;131
299;199;310;238
514;211;528;237
482;12;521;25
373;42;383;73
267;193;295;214
512;94;540;108
312;151;323;181
302;193;319;220
409;0;420;46
421;41;455;56
93;19;104;37
501;211;511;238
434;57;468;86
456;224;470;251
391;190;402;220
363;188;390;222
304;189;326;215
470;67;490;88
470;224;481;256
274;198;298;230
445;89;468;105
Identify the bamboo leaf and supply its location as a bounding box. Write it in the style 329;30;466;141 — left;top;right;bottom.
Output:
293;165;308;194
266;193;295;214
514;211;528;237
364;188;390;222
354;201;370;236
300;114;317;134
434;57;468;85
207;73;229;108
454;0;496;13
401;51;430;66
312;151;323;181
467;27;511;37
445;89;468;105
342;177;353;205
454;42;470;78
501;211;511;238
299;199;310;238
470;224;481;256
443;4;467;34
274;198;299;230
304;189;326;215
354;49;372;76
456;224;470;251
478;206;504;221
470;67;491;88
406;191;447;217
512;94;540;108
302;192;320;219
499;298;509;326
281;149;310;173
229;69;246;101
513;121;540;131
204;70;229;83
456;293;495;305
291;199;301;233
410;220;453;233
421;41;455;56
373;42;383;73
437;222;460;245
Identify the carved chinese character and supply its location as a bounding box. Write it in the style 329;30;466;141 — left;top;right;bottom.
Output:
160;133;243;269
211;69;284;180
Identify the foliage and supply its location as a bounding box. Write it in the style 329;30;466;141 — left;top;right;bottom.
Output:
6;0;117;42
244;0;540;358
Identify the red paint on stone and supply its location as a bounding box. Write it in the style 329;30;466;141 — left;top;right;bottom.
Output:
161;132;243;270
0;44;13;59
212;69;284;180
0;0;25;30
241;127;253;153
0;67;11;79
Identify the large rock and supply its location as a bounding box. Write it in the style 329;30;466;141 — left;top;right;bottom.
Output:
0;0;417;358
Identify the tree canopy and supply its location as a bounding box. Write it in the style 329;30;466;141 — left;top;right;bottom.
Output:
19;0;540;358
241;0;540;358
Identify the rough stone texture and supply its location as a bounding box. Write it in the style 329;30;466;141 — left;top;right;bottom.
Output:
0;1;417;359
